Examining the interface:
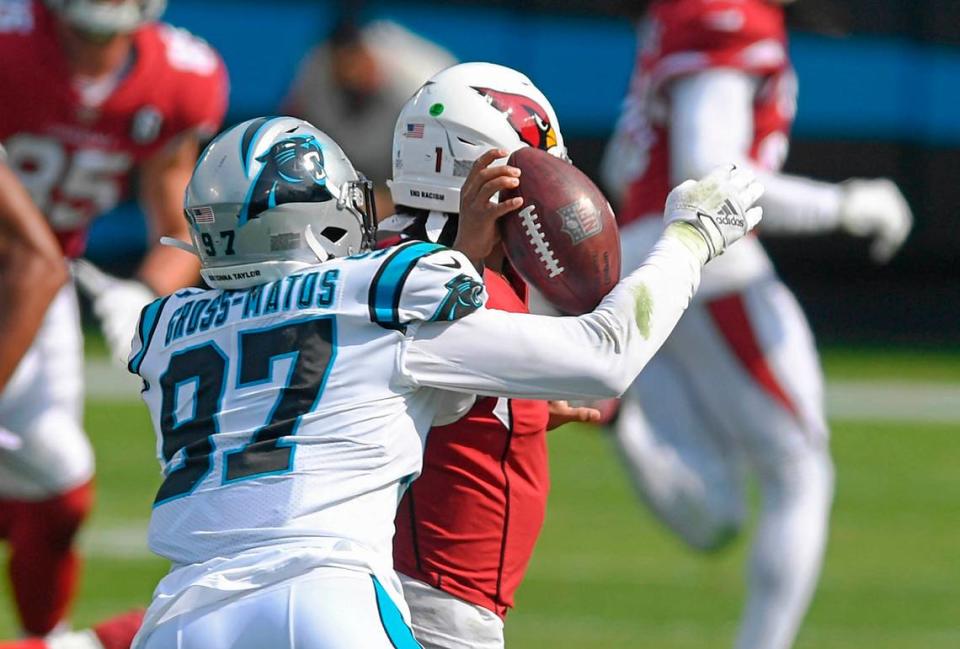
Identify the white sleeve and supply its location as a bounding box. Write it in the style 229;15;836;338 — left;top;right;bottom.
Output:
400;227;705;400
368;243;485;330
127;296;168;375
668;70;845;235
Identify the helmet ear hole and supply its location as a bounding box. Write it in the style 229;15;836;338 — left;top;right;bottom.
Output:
320;226;349;243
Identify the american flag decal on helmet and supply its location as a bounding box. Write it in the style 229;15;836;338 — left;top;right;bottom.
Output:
404;123;425;139
189;206;216;224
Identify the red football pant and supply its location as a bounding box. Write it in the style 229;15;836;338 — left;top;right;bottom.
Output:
0;481;93;636
0;608;143;649
92;609;145;649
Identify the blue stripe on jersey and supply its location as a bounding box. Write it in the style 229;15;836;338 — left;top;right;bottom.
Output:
372;576;423;649
367;241;444;331
128;296;170;375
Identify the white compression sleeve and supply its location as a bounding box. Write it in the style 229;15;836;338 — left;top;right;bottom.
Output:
401;225;706;400
669;70;845;235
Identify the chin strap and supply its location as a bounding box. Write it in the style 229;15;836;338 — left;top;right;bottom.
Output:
159;236;200;256
304;224;332;263
425;211;449;243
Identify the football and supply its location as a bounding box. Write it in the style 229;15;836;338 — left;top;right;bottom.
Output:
499;148;621;315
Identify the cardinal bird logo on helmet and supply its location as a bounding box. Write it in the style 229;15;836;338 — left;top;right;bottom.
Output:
472;87;559;152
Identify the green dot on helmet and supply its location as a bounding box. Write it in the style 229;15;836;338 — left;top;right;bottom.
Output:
429;103;445;116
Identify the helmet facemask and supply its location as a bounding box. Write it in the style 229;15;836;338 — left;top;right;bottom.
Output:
305;176;378;262
378;208;459;248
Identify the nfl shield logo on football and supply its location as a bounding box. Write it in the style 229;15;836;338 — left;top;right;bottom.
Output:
131;106;163;144
557;196;603;245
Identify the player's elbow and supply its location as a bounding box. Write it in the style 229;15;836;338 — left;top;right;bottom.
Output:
25;247;69;296
571;315;643;398
41;248;69;290
571;363;634;400
605;365;638;398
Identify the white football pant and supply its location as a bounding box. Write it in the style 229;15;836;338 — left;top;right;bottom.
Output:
614;219;834;649
0;283;93;500
137;569;422;649
400;574;504;649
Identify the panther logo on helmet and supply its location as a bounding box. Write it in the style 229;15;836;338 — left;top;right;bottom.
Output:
239;134;334;226
471;87;558;152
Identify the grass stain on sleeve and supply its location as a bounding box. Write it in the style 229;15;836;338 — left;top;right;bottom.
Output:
665;222;710;263
633;284;653;339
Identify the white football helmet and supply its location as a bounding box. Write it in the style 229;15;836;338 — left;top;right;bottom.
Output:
389;62;567;215
178;116;377;290
45;0;166;35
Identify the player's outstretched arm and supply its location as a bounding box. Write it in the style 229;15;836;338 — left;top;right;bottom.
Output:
403;166;762;400
77;136;204;366
666;69;912;262
72;259;155;366
834;178;913;263
138;135;204;294
0;156;69;391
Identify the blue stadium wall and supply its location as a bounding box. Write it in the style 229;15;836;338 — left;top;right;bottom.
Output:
90;0;960;344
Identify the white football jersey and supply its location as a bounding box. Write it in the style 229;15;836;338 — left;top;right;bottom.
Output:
129;241;483;575
129;226;712;634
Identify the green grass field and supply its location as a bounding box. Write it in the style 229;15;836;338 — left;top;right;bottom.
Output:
1;349;958;647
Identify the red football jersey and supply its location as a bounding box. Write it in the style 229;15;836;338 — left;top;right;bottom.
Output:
394;268;551;619
617;0;796;226
0;0;228;257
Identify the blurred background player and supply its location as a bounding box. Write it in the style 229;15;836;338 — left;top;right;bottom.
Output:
600;1;912;648
284;10;456;216
385;63;599;649
0;155;69;596
0;0;227;638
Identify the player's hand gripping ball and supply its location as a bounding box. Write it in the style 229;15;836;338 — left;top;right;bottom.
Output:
499;148;621;315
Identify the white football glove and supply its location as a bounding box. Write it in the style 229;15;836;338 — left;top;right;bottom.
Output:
73;259;155;367
839;178;913;263
664;164;764;261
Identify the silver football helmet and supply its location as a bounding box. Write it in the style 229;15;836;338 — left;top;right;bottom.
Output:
177;116;377;289
45;0;167;35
